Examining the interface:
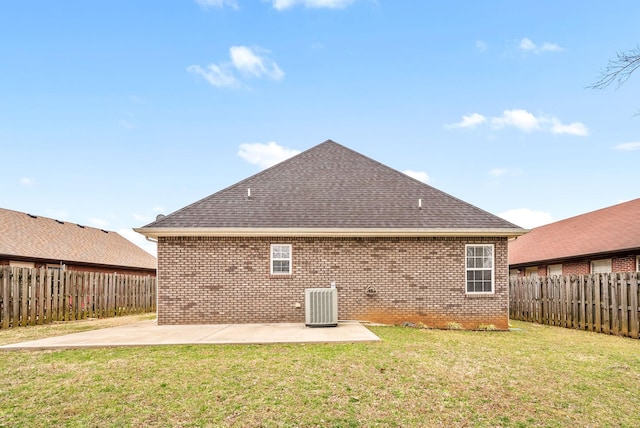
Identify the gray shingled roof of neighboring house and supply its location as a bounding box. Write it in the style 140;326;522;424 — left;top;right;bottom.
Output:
0;208;157;270
137;140;525;237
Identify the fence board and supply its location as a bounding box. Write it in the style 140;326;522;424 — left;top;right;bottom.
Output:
510;272;640;340
1;269;9;328
0;267;155;329
609;274;620;335
621;273;628;337
630;274;639;339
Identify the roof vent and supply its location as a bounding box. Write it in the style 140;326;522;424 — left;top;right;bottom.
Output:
247;188;253;200
418;198;422;210
55;219;64;224
101;229;109;233
156;214;166;221
77;224;85;229
27;213;37;219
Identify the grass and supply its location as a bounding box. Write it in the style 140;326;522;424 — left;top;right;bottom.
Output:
1;318;640;427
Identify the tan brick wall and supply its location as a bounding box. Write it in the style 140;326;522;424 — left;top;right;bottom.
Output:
157;236;510;329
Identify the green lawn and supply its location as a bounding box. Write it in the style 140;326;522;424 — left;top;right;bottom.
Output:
1;317;639;427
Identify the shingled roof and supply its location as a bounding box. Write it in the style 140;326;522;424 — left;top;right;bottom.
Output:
509;198;640;266
136;140;525;237
0;208;156;270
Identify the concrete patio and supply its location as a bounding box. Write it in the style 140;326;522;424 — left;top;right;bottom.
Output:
0;320;381;350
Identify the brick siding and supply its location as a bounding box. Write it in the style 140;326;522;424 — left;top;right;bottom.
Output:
513;252;640;277
157;236;509;329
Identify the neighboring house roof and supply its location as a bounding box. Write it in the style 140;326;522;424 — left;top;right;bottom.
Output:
509;198;640;266
137;140;525;238
0;208;156;270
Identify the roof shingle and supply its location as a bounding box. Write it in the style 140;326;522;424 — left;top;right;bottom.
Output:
0;208;156;270
509;198;640;266
139;140;523;234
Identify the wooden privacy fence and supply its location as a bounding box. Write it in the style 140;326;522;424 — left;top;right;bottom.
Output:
510;272;640;339
0;267;156;329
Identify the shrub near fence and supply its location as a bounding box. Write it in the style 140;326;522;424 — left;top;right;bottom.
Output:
0;266;156;329
510;272;640;339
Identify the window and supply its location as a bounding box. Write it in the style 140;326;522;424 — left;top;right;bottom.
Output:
591;258;612;274
270;244;292;275
9;261;35;269
547;264;562;277
465;245;494;293
525;266;539;277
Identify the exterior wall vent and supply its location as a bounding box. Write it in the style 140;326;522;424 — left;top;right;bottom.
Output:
305;288;338;327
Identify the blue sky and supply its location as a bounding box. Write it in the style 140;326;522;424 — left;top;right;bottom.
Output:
2;0;639;255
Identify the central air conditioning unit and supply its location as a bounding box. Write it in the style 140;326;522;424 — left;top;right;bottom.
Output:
305;288;338;327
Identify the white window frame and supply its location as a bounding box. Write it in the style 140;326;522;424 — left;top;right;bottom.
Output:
636;256;639;272
9;261;35;269
524;266;539;278
465;244;494;294
547;264;562;277
270;244;292;275
591;258;612;274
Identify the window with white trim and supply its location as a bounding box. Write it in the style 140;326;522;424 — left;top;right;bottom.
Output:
465;244;494;293
591;258;612;274
547;264;562;277
9;261;35;269
270;244;292;275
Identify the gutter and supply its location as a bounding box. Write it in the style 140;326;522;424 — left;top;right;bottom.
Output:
134;227;529;239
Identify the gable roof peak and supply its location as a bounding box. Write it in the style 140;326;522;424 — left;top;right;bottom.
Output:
138;140;525;237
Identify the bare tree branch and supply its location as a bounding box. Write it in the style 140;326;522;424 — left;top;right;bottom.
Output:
588;45;640;90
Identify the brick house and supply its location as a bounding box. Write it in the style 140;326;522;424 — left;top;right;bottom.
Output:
135;140;525;329
509;198;640;277
0;207;156;276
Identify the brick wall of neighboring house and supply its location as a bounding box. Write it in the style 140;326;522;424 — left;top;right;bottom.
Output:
64;264;156;276
612;255;638;272
0;258;155;276
512;252;640;277
157;236;510;329
559;261;590;276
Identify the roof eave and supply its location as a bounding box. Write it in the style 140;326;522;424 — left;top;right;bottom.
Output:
134;227;528;239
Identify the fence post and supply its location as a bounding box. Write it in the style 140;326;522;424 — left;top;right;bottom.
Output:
630;273;639;339
620;272;629;337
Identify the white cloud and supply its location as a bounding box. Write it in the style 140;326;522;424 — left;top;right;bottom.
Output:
498;208;554;229
188;45;283;88
89;217;110;228
475;40;487;52
45;209;69;220
519;37;536;52
187;64;239;88
119;119;135;129
550;120;589;136
614;142;640;151
120;228;157;257
238;142;301;169
133;213;150;223
489;168;522;178
518;37;563;54
446;113;486;129
195;0;239;9
229;46;284;80
20;177;34;186
271;0;357;10
448;109;588;137
491;109;540;132
403;170;430;183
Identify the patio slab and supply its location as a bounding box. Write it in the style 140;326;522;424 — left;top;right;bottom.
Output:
0;320;381;350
